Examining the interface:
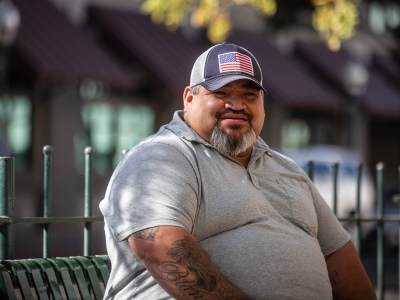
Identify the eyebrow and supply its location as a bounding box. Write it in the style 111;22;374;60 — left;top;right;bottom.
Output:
243;82;261;90
222;81;261;90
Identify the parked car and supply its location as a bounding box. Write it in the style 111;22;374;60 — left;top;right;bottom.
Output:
285;145;376;239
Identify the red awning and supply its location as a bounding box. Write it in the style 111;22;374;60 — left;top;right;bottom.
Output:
228;32;343;112
87;5;204;94
88;7;344;113
295;41;400;120
10;0;136;90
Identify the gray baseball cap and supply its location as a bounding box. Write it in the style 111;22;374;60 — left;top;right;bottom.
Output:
190;43;267;94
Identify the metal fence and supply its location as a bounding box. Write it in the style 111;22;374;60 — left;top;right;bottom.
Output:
0;146;103;260
306;161;400;300
0;146;399;299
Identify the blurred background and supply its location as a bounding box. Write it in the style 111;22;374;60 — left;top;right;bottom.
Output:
0;0;399;296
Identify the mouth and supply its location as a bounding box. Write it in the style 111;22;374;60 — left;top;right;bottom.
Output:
217;111;251;126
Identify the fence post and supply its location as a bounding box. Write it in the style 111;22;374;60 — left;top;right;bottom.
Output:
354;163;363;253
307;160;314;181
332;162;339;216
84;146;93;256
43;145;53;258
0;157;14;260
394;165;400;300
376;162;385;300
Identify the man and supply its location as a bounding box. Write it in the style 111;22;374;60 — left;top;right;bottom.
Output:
100;43;376;299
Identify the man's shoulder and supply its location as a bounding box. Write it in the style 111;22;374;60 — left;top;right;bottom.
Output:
137;126;192;152
121;126;197;166
263;148;306;175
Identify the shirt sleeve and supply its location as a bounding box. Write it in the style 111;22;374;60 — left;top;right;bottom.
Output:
309;179;351;256
100;141;200;241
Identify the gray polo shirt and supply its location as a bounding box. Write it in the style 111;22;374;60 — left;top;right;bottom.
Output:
100;111;350;299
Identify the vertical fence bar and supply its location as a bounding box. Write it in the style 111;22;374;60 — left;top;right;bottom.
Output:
43;145;53;258
376;162;385;300
83;147;93;256
396;165;400;300
307;160;314;182
0;157;14;260
332;162;339;216
354;163;363;253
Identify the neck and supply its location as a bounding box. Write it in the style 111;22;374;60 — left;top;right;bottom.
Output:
232;147;252;167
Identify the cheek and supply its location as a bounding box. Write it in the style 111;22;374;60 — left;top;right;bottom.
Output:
251;108;265;135
187;101;220;136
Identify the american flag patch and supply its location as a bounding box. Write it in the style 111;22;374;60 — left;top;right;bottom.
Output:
218;52;254;76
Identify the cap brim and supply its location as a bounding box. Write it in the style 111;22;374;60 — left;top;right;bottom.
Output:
200;74;268;94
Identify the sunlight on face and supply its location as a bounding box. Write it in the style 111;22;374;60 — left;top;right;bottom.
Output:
183;79;265;156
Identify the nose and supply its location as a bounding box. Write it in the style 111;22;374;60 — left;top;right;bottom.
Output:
224;97;246;111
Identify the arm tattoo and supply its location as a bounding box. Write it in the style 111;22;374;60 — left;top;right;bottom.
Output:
329;269;350;300
329;269;338;287
132;227;159;241
158;236;243;299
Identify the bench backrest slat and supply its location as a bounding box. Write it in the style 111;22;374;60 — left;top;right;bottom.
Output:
47;258;79;300
6;261;34;299
0;264;17;300
73;256;104;300
19;260;50;300
0;255;110;299
58;257;92;299
32;258;65;299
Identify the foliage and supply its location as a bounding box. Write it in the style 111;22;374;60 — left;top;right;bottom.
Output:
312;0;360;50
138;0;360;51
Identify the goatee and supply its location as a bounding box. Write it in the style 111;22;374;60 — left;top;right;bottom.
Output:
210;124;257;157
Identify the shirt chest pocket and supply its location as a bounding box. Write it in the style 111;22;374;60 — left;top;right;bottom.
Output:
260;177;318;236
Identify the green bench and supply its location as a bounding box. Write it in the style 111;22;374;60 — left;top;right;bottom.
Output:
0;255;110;299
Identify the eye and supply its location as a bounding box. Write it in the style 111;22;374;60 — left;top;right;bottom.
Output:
212;90;227;98
244;91;258;100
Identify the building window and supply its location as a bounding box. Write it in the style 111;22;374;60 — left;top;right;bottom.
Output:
78;102;155;174
368;2;400;34
0;94;31;169
281;119;310;151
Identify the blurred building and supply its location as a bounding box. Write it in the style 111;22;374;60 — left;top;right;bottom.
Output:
0;0;399;257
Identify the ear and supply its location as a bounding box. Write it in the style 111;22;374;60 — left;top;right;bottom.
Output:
183;86;193;111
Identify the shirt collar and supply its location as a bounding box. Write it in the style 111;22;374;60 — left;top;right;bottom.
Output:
166;110;207;144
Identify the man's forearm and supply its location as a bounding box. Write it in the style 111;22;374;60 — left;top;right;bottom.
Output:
129;227;249;300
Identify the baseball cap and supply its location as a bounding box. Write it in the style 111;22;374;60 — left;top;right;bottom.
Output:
190;43;267;94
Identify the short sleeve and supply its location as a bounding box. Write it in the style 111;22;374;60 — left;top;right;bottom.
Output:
99;141;199;241
310;180;351;256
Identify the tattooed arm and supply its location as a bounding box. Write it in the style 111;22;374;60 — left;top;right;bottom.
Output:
325;241;376;300
128;226;249;300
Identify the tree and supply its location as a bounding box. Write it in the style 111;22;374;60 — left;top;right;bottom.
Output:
137;0;361;51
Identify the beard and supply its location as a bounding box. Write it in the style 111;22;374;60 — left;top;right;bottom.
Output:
210;123;257;157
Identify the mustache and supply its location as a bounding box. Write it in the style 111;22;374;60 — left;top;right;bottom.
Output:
216;109;253;122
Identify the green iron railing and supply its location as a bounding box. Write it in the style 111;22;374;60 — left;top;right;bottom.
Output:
307;161;400;300
0;146;103;260
0;146;400;299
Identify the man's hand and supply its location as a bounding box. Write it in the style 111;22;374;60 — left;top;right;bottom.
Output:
128;226;249;300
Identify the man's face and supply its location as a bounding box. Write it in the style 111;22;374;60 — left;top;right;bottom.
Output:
183;79;265;156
